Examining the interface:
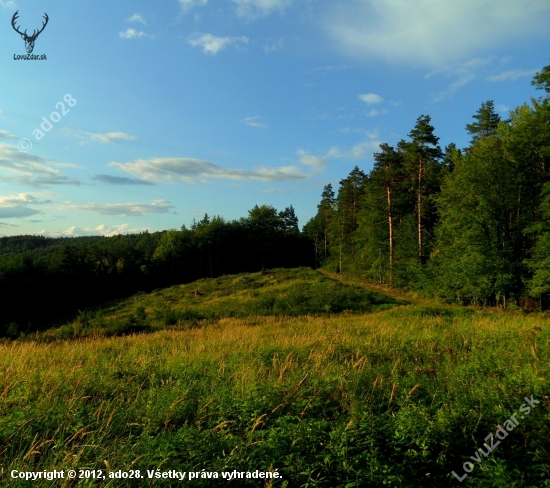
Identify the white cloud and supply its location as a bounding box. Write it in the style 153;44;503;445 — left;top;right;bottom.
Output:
325;0;550;67
189;33;249;55
66;200;175;217
366;108;388;117
0;192;53;206
496;104;509;113
92;175;154;186
119;29;153;40
110;157;309;183
86;131;137;144
298;135;382;166
359;93;383;105
297;149;326;167
179;0;208;13
487;69;538;82
126;13;146;25
0;1;16;9
0;143;80;187
0;192;54;219
242;116;267;128
61;129;136;145
232;0;294;19
39;224;150;238
325;139;382;160
0;130;16;140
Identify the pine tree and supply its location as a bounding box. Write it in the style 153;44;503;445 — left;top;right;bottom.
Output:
331;167;366;273
318;184;335;258
401;115;442;265
371;143;405;287
279;205;299;234
466;100;501;144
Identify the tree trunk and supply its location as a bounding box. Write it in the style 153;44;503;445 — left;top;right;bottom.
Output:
339;212;344;274
417;155;424;265
387;183;394;288
324;209;329;258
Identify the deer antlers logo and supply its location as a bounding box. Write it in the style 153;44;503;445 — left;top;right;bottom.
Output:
11;11;49;54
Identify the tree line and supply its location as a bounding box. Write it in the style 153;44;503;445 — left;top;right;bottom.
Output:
2;64;549;336
304;63;550;308
0;205;313;336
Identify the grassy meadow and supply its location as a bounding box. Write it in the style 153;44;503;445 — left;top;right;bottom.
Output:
0;268;549;487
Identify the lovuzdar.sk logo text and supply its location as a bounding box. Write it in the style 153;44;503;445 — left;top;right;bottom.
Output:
12;10;48;60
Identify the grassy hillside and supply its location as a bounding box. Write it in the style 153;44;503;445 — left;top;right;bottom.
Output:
36;267;400;341
0;269;549;487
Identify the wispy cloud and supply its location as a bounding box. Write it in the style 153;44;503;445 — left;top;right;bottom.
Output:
0;1;16;9
325;139;381;160
66;200;175;217
61;129;137;145
0;143;80;187
298;133;382;167
87;132;137;144
487;69;538;82
119;28;154;40
263;38;284;53
232;0;295;19
496;104;510;113
325;0;550;67
309;65;348;74
92;175;155;186
366;108;388;117
179;0;208;13
189;33;249;55
126;13;147;25
297;149;326;167
428;57;499;101
358;93;383;105
110;157;309;183
242;116;267;128
0;130;17;140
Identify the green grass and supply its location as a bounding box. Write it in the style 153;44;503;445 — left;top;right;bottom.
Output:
34;267;401;341
0;268;549;487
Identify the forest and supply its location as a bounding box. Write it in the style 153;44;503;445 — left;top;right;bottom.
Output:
305;63;550;308
0;205;313;336
1;63;549;337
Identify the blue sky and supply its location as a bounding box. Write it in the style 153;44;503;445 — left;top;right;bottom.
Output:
0;0;549;237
